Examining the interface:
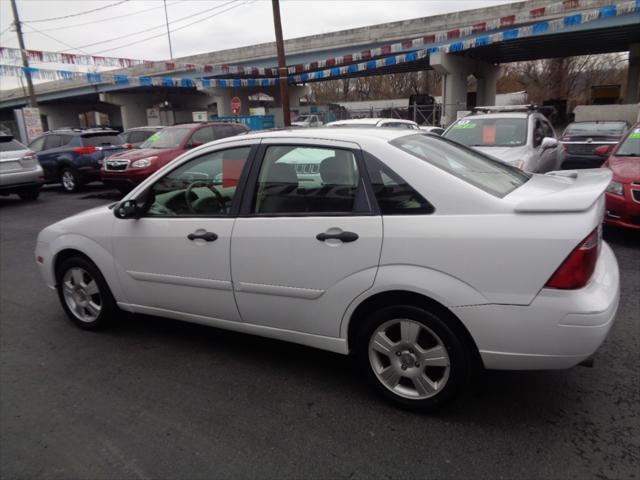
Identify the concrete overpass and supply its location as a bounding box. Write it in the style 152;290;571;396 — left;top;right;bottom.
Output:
1;0;638;131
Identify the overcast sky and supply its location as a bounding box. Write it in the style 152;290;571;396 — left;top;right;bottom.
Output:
0;0;519;90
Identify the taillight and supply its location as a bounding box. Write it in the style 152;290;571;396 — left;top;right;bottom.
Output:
545;227;601;289
73;146;97;154
562;143;568;151
125;143;134;149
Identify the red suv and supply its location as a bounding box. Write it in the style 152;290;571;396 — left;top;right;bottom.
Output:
102;122;249;193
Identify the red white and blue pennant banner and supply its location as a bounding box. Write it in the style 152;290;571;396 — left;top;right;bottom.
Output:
1;0;633;78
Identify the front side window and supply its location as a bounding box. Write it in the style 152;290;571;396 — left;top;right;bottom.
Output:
391;134;530;198
147;147;251;216
253;146;359;215
44;135;63;149
364;153;433;215
141;128;191;149
190;127;215;146
445;117;528;147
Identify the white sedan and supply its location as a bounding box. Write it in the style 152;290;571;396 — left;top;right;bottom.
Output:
35;129;620;410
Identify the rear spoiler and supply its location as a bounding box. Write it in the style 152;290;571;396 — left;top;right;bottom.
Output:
515;169;612;213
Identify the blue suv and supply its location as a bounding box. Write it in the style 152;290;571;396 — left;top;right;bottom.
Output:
28;128;126;192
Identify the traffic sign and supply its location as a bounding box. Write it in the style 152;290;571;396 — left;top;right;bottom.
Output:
231;97;241;115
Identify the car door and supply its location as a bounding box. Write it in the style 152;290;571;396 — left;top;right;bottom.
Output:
111;141;257;321
36;134;66;181
231;138;383;338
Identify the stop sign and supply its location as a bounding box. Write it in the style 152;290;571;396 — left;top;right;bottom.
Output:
230;97;241;115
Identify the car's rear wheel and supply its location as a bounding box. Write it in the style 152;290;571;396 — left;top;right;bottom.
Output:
60;168;80;193
56;256;117;330
355;305;469;410
18;186;41;201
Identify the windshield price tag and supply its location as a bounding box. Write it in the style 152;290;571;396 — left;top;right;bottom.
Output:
454;120;476;129
629;128;640;139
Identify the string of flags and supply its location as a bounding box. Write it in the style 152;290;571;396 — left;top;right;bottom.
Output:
0;0;637;89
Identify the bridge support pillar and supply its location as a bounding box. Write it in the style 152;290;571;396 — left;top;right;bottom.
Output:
624;44;640;104
430;52;501;126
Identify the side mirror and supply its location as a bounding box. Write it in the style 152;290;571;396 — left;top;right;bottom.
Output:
593;145;610;156
541;137;558;150
114;199;140;219
187;141;203;149
114;188;154;219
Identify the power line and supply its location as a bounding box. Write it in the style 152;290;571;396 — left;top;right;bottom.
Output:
90;1;253;56
58;0;240;53
27;1;185;34
24;0;130;24
24;24;96;59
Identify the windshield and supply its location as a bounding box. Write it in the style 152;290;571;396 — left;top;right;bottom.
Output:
444;118;527;147
391;134;530;198
0;138;27;152
564;122;627;136
616;127;640;156
141;128;191;149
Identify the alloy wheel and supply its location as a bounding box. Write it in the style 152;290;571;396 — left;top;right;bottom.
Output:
368;318;450;400
61;267;102;323
61;170;76;191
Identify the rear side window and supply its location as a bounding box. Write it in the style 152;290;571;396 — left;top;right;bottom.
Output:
365;153;433;215
253;145;361;214
44;135;64;149
391;134;530;198
214;125;238;140
190;127;215;145
82;134;122;146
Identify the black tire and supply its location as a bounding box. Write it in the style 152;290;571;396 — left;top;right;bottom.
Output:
60;167;81;193
18;186;41;201
56;256;117;330
354;304;470;411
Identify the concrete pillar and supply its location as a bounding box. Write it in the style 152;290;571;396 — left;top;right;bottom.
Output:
430;52;502;126
624;44;640;104
476;64;501;107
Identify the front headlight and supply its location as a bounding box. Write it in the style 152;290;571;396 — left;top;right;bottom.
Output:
130;156;158;169
606;180;624;196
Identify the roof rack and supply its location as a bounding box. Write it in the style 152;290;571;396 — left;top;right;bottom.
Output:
472;104;538;114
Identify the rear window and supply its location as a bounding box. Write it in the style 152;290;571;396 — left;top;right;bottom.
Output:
82;134;122;146
390;134;530;198
0;138;26;152
564;122;627;136
444;118;528;147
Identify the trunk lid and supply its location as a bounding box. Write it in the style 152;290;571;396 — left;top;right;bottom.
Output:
507;169;612;213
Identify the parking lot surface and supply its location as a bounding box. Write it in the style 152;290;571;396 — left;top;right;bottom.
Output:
1;186;638;480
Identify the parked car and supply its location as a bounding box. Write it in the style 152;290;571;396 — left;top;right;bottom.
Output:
101;122;250;194
326;118;420;129
602;123;640;230
36;129;619;410
443;106;560;173
419;126;445;135
28;128;126;192
121;126;163;148
559;121;629;169
291;114;323;128
0;134;44;200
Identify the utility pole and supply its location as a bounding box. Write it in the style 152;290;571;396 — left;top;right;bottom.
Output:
163;0;174;60
271;0;290;126
10;0;37;107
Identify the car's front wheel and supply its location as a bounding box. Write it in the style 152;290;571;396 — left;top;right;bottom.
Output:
60;168;80;193
56;256;117;330
355;305;470;410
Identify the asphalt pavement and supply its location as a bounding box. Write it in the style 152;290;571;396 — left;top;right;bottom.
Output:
1;186;638;480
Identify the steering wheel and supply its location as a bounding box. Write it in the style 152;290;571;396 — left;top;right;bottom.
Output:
185;180;226;214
